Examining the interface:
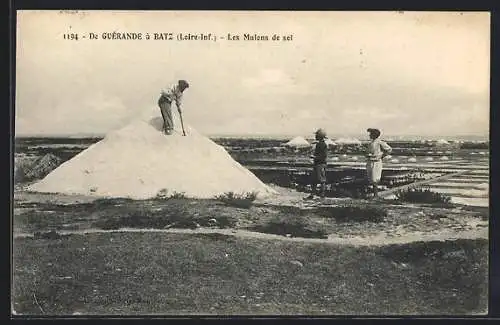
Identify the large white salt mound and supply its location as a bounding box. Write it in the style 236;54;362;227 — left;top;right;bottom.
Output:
28;116;277;200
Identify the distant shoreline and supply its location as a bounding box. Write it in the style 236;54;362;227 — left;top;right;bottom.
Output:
14;134;489;142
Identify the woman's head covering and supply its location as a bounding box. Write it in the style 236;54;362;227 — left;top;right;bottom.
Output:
367;128;381;139
178;80;190;89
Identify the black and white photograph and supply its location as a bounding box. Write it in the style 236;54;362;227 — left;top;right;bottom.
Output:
12;10;490;316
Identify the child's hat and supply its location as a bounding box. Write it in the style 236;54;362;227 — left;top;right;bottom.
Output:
315;128;327;138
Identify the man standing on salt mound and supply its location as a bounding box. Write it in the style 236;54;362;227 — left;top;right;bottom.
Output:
158;79;189;135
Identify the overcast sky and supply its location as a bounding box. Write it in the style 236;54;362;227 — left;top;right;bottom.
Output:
16;11;490;137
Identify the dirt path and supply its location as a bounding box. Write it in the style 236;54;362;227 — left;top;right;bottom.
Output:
14;224;488;247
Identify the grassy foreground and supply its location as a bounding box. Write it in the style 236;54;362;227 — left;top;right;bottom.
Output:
12;232;487;315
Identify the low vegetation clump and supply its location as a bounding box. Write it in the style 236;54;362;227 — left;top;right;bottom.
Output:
215;191;258;209
169;192;187;199
315;204;388;223
248;218;329;239
155;189;187;200
92;197;135;207
395;187;452;205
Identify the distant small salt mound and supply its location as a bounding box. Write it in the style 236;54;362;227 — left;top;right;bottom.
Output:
350;156;359;161
435;139;450;146
425;157;434;161
439;156;449;161
476;183;489;190
470;152;478;155
283;136;311;148
384;155;392;160
335;137;362;145
341;154;348;158
426;151;433;154
479;152;487;155
407;157;417;162
390;158;400;163
331;157;340;161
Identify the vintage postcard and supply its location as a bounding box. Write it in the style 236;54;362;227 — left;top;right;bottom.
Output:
13;10;490;316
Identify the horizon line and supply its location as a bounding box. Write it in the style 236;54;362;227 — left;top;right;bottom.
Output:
14;132;489;139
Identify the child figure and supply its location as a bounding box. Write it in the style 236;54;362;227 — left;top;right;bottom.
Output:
305;128;328;200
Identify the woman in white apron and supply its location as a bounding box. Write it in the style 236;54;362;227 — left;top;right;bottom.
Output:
365;128;392;197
